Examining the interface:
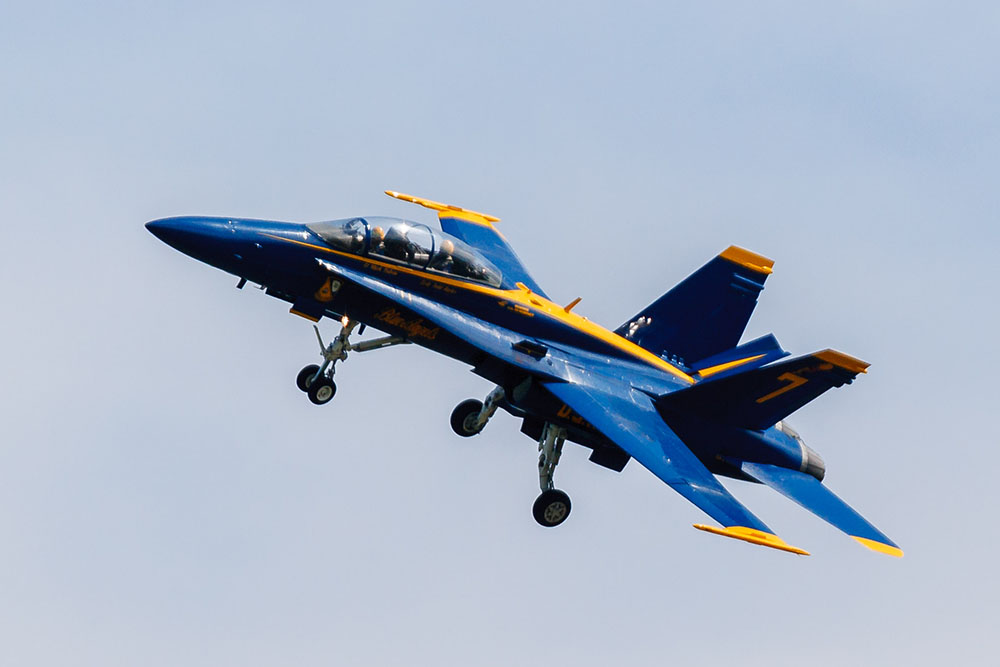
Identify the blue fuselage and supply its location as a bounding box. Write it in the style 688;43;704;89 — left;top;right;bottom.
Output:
146;215;816;479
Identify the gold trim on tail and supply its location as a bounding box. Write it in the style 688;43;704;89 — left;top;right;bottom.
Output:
815;349;871;374
719;246;774;274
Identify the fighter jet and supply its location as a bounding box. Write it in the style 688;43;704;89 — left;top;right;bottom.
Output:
146;190;901;557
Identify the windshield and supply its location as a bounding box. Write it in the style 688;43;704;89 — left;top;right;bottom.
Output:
307;217;367;254
307;217;502;287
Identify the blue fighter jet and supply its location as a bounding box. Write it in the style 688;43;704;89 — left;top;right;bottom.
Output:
146;190;901;557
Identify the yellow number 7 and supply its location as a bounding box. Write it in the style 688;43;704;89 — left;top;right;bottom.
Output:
756;372;808;404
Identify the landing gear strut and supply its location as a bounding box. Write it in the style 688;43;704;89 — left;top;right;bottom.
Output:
533;422;571;527
296;316;408;405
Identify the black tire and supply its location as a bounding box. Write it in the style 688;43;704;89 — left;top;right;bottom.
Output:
450;399;484;437
296;364;321;392
307;378;337;405
532;489;572;527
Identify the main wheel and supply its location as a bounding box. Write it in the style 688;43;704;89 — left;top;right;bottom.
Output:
307;378;337;405
296;364;321;392
450;399;484;437
532;489;572;527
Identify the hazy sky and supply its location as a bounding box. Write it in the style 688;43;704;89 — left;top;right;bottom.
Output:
2;2;998;665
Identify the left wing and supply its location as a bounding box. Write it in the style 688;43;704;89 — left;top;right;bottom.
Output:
315;259;566;382
542;381;809;555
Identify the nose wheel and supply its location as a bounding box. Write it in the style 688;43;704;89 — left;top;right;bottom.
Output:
296;364;321;392
295;316;408;405
297;363;337;404
307;377;337;405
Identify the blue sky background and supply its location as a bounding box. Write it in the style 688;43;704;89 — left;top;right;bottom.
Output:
2;2;998;664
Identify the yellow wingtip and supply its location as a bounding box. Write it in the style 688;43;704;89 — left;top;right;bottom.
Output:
719;246;774;274
384;189;500;224
851;536;903;557
815;349;871;374
693;524;810;556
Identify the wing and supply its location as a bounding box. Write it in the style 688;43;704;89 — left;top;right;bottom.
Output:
385;190;548;296
657;349;870;430
741;462;903;557
542;381;809;555
315;259;567;382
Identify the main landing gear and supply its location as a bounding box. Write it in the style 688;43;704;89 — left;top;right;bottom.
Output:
533;422;571;527
449;388;572;527
296;316;408;405
449;386;506;437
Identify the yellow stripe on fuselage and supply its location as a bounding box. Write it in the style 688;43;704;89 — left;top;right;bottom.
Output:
263;232;694;383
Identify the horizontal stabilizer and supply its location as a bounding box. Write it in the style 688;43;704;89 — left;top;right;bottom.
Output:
615;246;773;365
690;334;789;381
741;462;902;557
657;349;869;430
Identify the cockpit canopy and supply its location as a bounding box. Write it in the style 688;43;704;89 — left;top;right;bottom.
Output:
307;217;503;287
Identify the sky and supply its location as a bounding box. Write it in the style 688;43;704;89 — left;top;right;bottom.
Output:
1;1;998;665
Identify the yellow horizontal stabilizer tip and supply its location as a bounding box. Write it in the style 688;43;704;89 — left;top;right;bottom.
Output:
696;354;766;379
851;536;904;558
815;349;870;374
384;190;500;224
693;524;810;556
719;246;774;274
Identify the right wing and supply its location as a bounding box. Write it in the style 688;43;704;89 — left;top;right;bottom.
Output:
385;190;548;296
542;380;809;555
741;462;902;557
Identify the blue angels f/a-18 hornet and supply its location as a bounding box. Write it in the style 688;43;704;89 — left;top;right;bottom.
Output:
146;190;901;557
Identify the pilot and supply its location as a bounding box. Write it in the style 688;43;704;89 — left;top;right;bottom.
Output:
344;219;366;252
370;225;386;254
383;224;414;262
432;239;456;272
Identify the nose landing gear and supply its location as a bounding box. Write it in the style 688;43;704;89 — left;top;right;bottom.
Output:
296;316;409;405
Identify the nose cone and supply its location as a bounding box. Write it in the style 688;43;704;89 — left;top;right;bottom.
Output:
146;216;245;273
146;217;208;251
